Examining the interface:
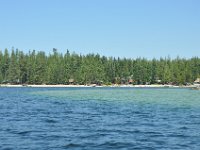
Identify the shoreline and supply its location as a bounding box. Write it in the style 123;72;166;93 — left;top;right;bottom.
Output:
0;84;197;88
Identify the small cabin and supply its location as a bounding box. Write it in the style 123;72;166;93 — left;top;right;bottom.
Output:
68;78;74;84
128;79;134;84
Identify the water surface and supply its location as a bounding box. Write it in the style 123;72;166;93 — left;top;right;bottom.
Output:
0;87;200;149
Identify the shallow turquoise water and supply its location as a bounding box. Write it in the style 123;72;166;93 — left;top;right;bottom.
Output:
0;87;200;149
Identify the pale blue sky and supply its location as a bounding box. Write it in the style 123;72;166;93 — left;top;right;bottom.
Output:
0;0;200;59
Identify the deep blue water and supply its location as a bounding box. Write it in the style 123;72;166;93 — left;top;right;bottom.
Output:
0;87;200;150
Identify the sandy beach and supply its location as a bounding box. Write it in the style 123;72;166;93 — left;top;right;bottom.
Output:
0;84;196;88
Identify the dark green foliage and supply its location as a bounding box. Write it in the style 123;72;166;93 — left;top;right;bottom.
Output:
0;48;199;85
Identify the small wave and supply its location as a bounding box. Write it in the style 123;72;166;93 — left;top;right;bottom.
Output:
44;119;58;123
63;143;82;148
17;130;32;135
97;141;134;149
166;133;191;139
1;147;14;150
178;126;189;130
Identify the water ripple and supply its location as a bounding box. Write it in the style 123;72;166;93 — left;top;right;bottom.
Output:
1;87;200;149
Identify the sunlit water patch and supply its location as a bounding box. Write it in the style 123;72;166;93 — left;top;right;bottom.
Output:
30;87;200;108
1;87;200;149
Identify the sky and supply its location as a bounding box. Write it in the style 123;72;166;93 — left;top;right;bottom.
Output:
0;0;200;59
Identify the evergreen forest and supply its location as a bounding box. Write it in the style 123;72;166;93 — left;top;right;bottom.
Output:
0;48;200;85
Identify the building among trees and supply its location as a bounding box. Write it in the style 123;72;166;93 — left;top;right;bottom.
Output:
0;48;200;86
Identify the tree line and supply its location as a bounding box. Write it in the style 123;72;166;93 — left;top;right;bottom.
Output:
0;48;200;85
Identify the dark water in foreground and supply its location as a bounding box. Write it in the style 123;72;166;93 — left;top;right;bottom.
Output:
0;87;200;150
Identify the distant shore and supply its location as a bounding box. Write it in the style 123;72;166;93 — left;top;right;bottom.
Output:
0;84;197;88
